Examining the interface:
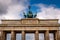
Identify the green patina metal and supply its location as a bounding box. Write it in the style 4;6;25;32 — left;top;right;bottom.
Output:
23;6;37;18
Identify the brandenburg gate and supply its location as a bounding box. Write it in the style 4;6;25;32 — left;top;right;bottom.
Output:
0;18;60;40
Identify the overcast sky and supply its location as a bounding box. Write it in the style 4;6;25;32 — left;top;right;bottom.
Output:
0;0;60;20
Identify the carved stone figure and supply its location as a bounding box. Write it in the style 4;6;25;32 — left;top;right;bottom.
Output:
23;6;37;18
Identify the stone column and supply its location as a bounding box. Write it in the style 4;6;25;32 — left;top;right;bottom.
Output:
58;30;60;40
22;31;25;40
0;31;5;40
0;31;2;40
35;30;39;40
45;30;49;40
11;31;16;40
55;30;59;40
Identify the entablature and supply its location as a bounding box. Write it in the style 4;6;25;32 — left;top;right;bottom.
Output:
0;24;59;27
1;18;58;25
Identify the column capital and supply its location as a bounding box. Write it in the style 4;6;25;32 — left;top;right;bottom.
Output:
35;30;38;33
